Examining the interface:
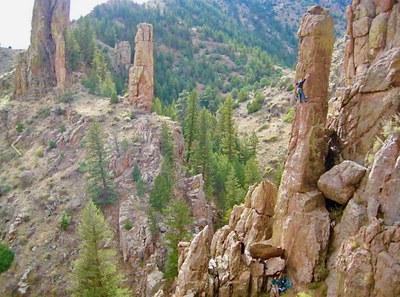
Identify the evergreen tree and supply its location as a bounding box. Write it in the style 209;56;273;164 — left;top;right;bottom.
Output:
220;94;238;160
164;198;193;279
192;109;212;183
244;157;262;189
152;97;163;115
69;200;130;297
175;90;190;121
86;120;117;206
74;18;97;65
65;29;81;72
183;89;200;162
224;166;244;210
149;160;174;211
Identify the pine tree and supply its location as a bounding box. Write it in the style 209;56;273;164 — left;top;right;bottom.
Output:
86;120;117;206
164;198;193;279
224;166;244;210
65;29;81;72
75;18;96;65
192;109;212;183
69;200;130;297
220;94;238;160
175;90;190;121
183;89;200;162
152;97;163;115
244;157;262;189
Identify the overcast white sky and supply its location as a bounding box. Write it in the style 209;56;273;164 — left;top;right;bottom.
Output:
0;0;147;49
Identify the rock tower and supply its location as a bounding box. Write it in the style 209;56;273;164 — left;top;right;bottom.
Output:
14;0;70;97
271;5;335;286
127;23;154;113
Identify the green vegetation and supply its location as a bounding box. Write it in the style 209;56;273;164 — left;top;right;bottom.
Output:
49;140;57;149
15;122;24;133
60;124;67;133
58;90;77;104
69;200;130;297
124;220;133;231
131;164;141;182
60;212;69;231
85;120;118;206
37;107;51;118
247;92;264;114
0;243;14;273
283;107;295;123
164;198;193;279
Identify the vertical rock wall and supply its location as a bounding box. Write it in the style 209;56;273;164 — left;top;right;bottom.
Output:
333;0;400;164
127;23;154;113
14;0;70;97
271;6;334;287
112;41;132;75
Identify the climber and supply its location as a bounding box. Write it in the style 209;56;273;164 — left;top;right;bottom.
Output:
295;74;310;103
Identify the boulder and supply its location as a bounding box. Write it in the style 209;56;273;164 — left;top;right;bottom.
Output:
249;242;284;260
317;160;367;205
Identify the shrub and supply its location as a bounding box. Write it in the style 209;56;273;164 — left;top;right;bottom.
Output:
136;179;146;197
15;122;25;133
60;213;69;231
78;161;87;173
0;243;14;273
36;149;44;158
110;91;119;104
131;164;141;182
283;107;295;123
274;164;284;187
49;140;57;149
60;124;66;133
258;124;270;131
58;90;77;104
124;220;133;231
247;100;262;114
54;106;66;116
37;107;51;118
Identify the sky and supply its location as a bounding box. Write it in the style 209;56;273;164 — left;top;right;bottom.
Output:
0;0;147;49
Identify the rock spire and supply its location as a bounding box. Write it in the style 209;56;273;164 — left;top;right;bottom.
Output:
127;23;154;113
14;0;70;97
271;5;335;286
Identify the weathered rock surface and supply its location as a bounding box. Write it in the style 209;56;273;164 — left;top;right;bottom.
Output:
332;0;400;163
14;0;70;97
127;23;154;113
112;41;131;75
271;6;334;286
175;226;212;297
181;174;216;233
175;181;281;296
318;160;367;204
249;242;284;260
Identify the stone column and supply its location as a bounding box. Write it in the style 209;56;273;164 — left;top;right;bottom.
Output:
271;6;334;287
14;0;70;97
127;23;154;113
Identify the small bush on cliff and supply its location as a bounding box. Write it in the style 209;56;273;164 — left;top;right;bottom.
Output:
15;122;25;133
60;212;69;231
131;164;141;182
0;243;14;273
283;107;295;123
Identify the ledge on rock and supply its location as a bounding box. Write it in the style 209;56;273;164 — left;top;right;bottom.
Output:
249;241;284;260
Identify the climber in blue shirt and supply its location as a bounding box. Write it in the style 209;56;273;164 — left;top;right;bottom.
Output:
295;74;310;103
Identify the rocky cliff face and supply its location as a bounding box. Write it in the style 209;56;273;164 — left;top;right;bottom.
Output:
332;0;400;164
14;0;70;97
175;181;284;297
112;41;132;75
271;5;335;287
127;23;154;113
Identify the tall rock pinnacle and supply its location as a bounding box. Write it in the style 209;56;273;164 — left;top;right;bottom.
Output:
14;0;70;97
272;6;334;286
127;23;154;113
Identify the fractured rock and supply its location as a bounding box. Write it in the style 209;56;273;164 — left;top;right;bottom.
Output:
317;160;367;205
127;23;154;113
249;241;284;260
14;0;70;97
112;41;131;75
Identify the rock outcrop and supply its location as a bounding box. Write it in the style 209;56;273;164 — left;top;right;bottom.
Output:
332;0;400;163
317;160;367;205
271;6;334;287
127;23;154;113
14;0;70;97
175;181;282;297
112;41;132;75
